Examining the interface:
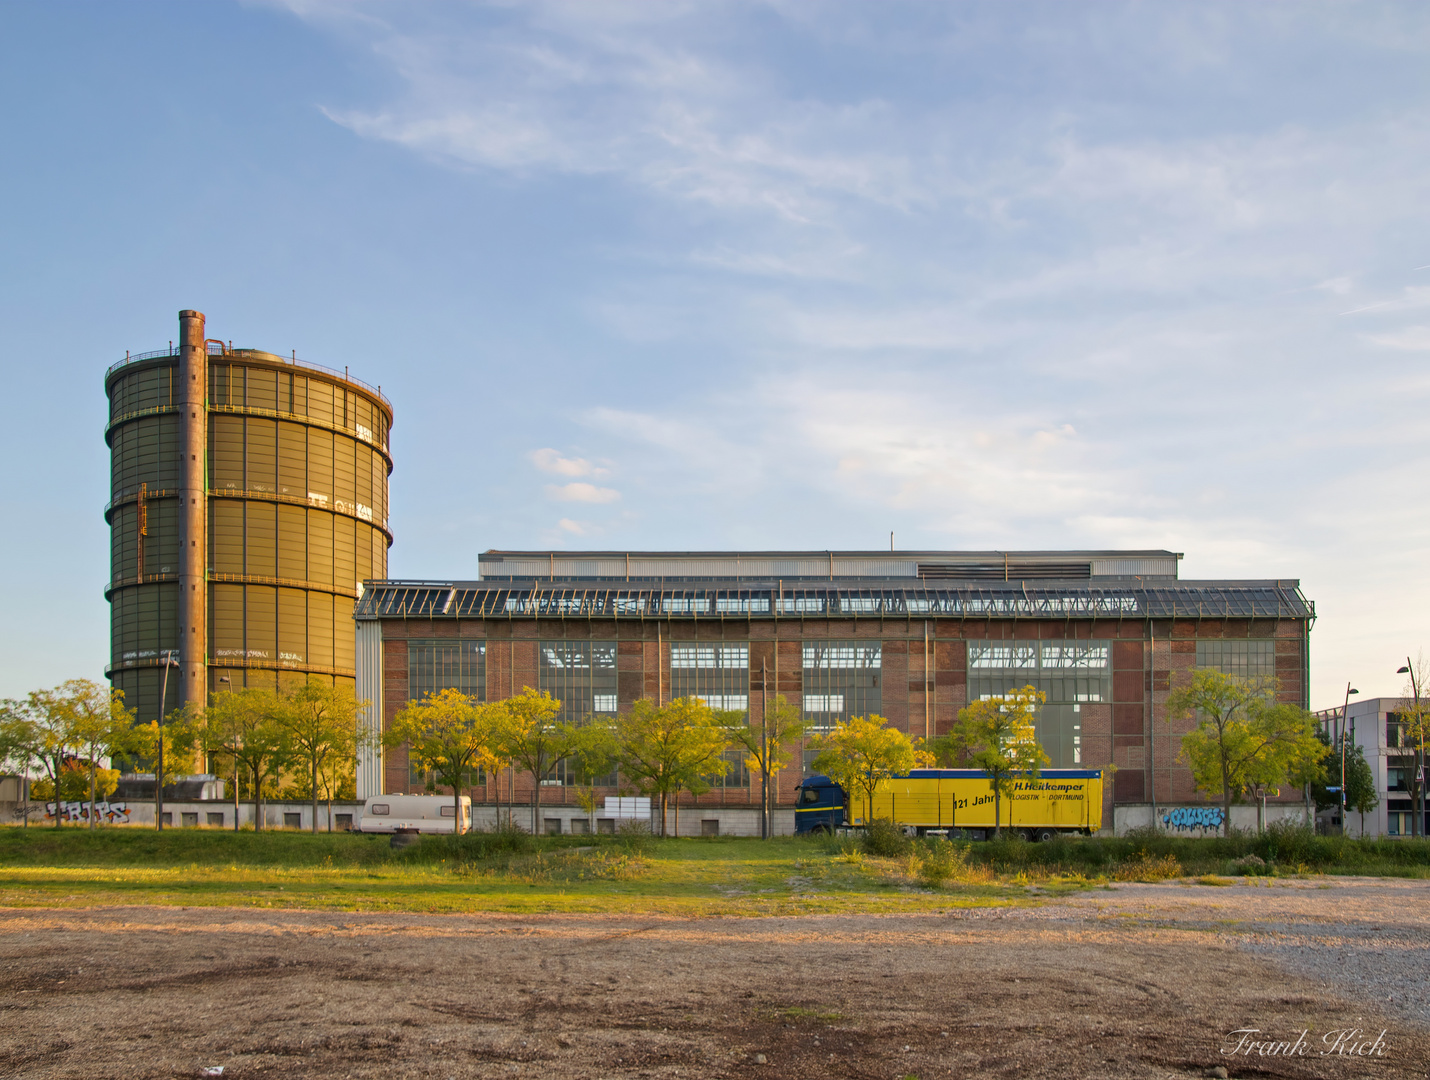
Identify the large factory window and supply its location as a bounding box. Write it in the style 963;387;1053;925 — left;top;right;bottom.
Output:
540;641;619;786
802;643;882;731
704;748;750;789
669;644;750;715
408;640;486;702
1195;640;1276;680
967;640;1108;767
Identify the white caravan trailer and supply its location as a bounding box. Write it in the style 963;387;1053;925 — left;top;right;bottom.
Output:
355;795;471;834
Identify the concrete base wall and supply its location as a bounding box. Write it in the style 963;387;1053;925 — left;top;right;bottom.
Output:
1;799;801;838
0;800;362;831
472;804;796;837
1112;802;1313;837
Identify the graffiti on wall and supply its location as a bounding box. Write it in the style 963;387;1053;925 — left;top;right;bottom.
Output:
43;801;133;824
1161;806;1225;832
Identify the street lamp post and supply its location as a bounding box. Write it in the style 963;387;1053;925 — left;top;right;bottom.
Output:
218;675;239;832
1397;660;1423;839
155;649;178;831
1339;683;1359;836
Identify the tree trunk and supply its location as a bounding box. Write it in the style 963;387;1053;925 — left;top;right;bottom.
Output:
1222;759;1234;838
254;764;263;831
993;785;1001;840
233;759;241;832
89;764;97;831
312;757;319;834
532;765;541;836
761;769;769;840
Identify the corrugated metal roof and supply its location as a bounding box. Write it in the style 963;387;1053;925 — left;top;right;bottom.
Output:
477;549;1182;581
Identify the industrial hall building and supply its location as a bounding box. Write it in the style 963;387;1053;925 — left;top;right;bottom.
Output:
353;550;1315;835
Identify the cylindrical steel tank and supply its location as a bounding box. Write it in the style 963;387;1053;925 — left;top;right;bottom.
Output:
105;311;393;723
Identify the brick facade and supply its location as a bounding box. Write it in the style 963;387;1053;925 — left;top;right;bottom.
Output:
372;613;1309;821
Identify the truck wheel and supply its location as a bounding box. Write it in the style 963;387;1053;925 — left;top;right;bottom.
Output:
1035;829;1056;843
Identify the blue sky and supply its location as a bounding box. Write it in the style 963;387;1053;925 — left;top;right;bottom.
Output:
2;1;1428;706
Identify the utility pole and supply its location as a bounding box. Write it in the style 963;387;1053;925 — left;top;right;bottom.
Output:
1339;682;1359;835
156;649;178;830
1397;659;1423;838
760;658;769;839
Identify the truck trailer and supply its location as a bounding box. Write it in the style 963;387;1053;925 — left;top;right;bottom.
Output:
795;769;1104;840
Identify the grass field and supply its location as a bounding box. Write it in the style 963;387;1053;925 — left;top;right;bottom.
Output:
0;827;1017;915
0;824;1424;915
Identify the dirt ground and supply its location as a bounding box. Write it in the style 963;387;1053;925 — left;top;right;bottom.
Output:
2;878;1428;1080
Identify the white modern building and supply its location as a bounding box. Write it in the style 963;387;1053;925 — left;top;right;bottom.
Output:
1315;697;1425;838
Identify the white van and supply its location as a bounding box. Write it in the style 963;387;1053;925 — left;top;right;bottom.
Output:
355;795;471;834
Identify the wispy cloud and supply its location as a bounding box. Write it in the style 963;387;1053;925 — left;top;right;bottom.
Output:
530;447;609;477
280;0;1430;702
546;482;621;504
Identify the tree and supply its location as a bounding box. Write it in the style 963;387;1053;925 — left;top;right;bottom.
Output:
613;697;731;837
493;687;575;835
0;703;43;827
1290;727;1333;826
63;680;137;830
194;693;245;831
276;680;366;833
942;686;1049;839
1169;670;1322;829
1344;740;1379;835
1395;658;1429;837
567;719;620;835
808;715;932;829
387;689;504;832
131;707;200;830
195;688;289;831
727;694;807;839
10;684;86;828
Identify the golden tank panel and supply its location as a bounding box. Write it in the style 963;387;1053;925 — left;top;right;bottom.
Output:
106;312;392;723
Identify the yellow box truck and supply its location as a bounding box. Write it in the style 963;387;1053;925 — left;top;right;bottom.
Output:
795;769;1103;840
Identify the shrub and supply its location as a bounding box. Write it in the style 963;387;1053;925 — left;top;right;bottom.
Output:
450;820;535;861
1230;853;1268;874
1112;852;1183;882
861;818;911;858
913;837;968;888
616;818;654;856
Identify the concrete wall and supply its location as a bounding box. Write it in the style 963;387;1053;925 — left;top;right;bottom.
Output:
0;799;796;837
1;799;363;831
1112;802;1312;837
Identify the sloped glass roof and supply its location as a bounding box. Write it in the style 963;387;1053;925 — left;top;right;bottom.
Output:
354;579;1312;622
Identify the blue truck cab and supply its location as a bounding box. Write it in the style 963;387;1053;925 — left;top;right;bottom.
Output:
794;775;845;834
